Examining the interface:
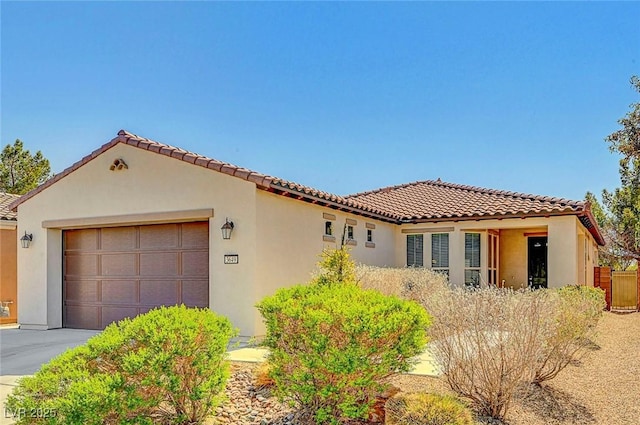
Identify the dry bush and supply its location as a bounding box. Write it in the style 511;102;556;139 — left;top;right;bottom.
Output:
356;264;449;300
385;392;474;425
533;285;606;384
422;286;554;420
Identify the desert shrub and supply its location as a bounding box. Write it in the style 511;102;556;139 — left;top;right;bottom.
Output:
6;305;236;425
257;283;430;424
424;285;553;420
356;264;449;300
385;392;474;425
312;246;356;286
533;285;606;384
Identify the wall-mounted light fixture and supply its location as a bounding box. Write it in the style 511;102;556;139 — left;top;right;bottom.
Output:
221;218;234;240
20;232;33;249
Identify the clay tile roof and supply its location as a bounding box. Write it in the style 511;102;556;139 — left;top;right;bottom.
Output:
1;193;21;220
345;179;585;220
6;130;604;244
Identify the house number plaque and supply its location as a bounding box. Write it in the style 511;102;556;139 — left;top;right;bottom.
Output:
224;254;239;264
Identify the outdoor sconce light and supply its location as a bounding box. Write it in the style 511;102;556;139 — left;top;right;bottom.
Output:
221;219;234;240
20;232;33;249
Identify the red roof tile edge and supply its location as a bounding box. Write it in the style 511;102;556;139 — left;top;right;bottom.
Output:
346;179;583;209
6;130;605;245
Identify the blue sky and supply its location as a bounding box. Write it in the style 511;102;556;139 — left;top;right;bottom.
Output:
1;2;639;201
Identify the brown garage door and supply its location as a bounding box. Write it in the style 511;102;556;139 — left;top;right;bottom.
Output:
63;222;209;330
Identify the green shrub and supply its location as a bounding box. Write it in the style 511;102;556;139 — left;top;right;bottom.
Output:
257;283;430;424
385;392;474;425
5;305;237;424
312;246;356;286
533;285;606;384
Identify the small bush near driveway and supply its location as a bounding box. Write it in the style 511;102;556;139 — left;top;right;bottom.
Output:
5;305;236;425
257;281;430;425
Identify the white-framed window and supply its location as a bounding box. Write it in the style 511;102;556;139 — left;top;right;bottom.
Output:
407;234;424;267
464;233;481;286
367;229;373;242
347;225;354;240
431;233;449;275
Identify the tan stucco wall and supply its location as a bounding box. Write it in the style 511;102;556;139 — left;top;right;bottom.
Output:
17;143;259;334
499;227;546;289
0;224;18;323
254;190;396;334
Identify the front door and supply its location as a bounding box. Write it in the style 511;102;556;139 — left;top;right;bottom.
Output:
528;237;548;289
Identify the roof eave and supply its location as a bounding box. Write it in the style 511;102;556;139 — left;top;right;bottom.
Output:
578;207;607;246
404;209;582;224
262;184;399;224
9;134;125;212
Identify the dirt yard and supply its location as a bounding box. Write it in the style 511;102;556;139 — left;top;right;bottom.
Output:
393;311;640;424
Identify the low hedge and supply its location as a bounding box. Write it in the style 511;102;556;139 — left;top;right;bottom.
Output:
6;305;236;424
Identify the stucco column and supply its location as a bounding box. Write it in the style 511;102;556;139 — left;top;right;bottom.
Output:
547;216;578;288
449;230;464;286
46;229;63;328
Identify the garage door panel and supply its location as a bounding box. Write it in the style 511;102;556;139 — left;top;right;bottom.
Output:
182;280;209;307
101;227;136;251
102;253;137;276
182;251;208;277
65;255;99;277
140;252;178;276
182;222;209;248
65;280;99;302
65;229;98;251
102;307;138;329
65;306;100;330
140;224;178;250
102;280;138;304
64;222;209;330
140;280;179;305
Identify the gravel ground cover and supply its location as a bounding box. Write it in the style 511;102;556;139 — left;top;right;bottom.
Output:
218;312;640;424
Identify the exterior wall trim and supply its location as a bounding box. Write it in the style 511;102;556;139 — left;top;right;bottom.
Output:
401;226;455;234
0;221;18;230
42;209;214;229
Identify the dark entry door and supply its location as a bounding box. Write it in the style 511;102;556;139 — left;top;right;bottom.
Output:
528;237;548;289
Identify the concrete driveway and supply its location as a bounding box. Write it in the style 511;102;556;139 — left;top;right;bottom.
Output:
0;327;98;424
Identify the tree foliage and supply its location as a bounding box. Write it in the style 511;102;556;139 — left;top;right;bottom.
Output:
0;139;52;194
590;76;640;268
585;192;636;270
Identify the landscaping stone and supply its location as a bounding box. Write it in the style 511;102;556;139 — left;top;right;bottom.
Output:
218;363;297;425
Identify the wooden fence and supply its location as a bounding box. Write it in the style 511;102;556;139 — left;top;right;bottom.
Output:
594;267;640;311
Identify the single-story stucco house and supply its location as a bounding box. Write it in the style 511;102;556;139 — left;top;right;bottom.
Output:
1;192;20;324
9;130;605;336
